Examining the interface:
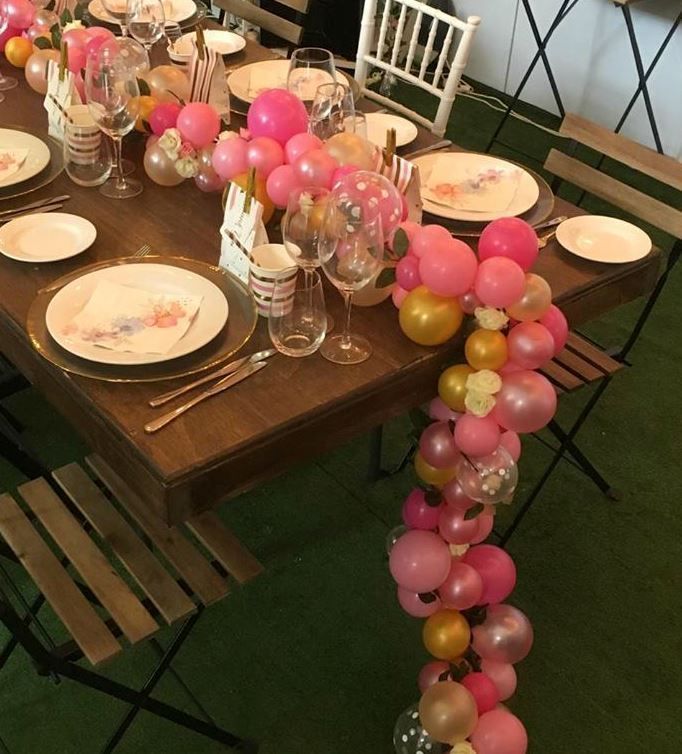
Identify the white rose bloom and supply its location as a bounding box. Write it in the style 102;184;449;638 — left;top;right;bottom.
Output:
217;130;239;141
174;157;198;178
475;306;509;331
158;128;182;159
465;389;496;418
452;744;477;754
449;543;470;558
62;20;84;33
466;369;503;395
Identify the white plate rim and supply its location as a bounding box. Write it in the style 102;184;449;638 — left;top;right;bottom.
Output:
413;152;540;222
87;0;196;23
0;213;97;263
555;214;653;264
172;29;246;57
365;112;418;147
45;262;229;365
0;129;51;189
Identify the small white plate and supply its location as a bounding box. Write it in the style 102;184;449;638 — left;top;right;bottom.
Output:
170;29;246;59
365;112;418;148
0;129;51;189
46;263;229;366
556;215;652;264
88;0;196;24
0;213;96;263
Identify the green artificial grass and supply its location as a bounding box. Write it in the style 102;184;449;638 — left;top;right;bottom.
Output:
1;86;681;753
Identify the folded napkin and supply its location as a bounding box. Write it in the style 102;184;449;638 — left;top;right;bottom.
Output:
423;157;522;213
62;280;202;355
0;149;28;185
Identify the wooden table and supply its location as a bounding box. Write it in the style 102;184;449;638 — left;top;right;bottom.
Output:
0;39;660;524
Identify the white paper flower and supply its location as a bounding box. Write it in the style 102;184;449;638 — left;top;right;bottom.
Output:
217;130;239;142
158;128;182;159
174;157;198;178
465;389;496;418
449;543;470;558
452;743;477;754
62;20;84;33
475;306;509;331
466;369;502;396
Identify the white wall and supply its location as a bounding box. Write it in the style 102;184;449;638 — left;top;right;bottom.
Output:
455;0;682;158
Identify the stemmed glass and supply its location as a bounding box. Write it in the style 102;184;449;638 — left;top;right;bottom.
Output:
84;43;143;199
309;83;355;140
287;48;336;107
317;200;384;364
0;7;19;101
101;0;132;36
127;0;166;53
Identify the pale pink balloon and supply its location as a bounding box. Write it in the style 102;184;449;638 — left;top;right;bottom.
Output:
463;545;516;605
472;604;534;664
480;660;517;701
507;321;555;370
177;102;220;148
459;289;482;314
540;303;569;355
411;224;452;259
4;0;34;29
266;164;300;208
498;360;524;376
492;370;557;434
389;220;421;253
246;136;284;178
442;480;475;511
402;488;443;530
479;217;538;272
331;164;358;188
454;414;501;458
392;285;408;308
85;26;115;41
396;255;421;291
438;505;479;545
292;149;337;189
212;138;249;181
194;166;224;192
25;24;48;42
67;45;86;74
62;27;88;50
461;672;500;715
419;421;460;469
475;257;526;308
247;88;308;146
419;238;478;298
470;509;495;544
418;661;451;693
388;530;451;593
284;132;322;164
428;397;460;423
470;710;528;754
397;586;442;618
439;560;483;609
499;431;521;462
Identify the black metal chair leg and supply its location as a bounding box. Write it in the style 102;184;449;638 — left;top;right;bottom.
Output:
0;409;51;480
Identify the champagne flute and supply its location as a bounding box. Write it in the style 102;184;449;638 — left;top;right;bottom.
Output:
309;82;355;140
287;48;336;107
85;43;143;199
127;0;166;53
317;199;384;364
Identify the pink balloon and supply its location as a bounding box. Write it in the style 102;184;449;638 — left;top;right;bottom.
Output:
0;25;21;52
463;545;516;605
540;304;569;355
62;27;88;51
461;672;500;714
392;285;408;308
292;148;337;189
266;164;300;209
418;238;478;298
85;26;114;41
177;102;220;148
419;421;460;469
284;132;322;164
498;360;524;376
479;218;539;272
212;137;249;181
246;136;284;179
480;660;517;701
67;45;86;74
471;509;495;544
418;661;451;693
388;530;451;593
402;488;443;530
331;164;359;188
454;414;501;458
498;431;521;462
438;506;479;545
459;289;482;315
439;561;483;609
411;224;452;258
473;604;534;664
428;397;460;423
194;166;224;192
390;220;421;253
85;33;112;61
492;370;557;433
148;102;182;135
4;0;34;29
397;586;442;618
441;480;475;511
72;71;85;102
475;257;526;308
247;88;308;146
396;255;421;291
470;710;528;754
507;322;555;370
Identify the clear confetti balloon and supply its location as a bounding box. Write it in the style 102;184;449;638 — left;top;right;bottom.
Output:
393;704;445;754
386;524;408;555
456;447;518;504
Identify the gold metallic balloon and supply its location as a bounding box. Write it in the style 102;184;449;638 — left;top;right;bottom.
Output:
423;609;471;660
24;49;60;95
144;65;190;104
323;132;376;169
506;273;553;322
399;286;464;346
418;681;479;745
414;451;457;487
465;329;508;371
438;364;474;412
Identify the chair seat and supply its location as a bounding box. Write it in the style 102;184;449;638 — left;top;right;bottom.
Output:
540;332;624;394
0;457;263;666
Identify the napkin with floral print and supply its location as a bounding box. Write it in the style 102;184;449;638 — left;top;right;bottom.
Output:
61;280;202;354
0;149;29;185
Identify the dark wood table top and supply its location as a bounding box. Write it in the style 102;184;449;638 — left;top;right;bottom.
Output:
0;38;661;523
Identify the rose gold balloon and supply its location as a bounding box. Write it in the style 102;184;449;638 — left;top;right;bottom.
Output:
24;49;59;95
418;660;451;693
143;144;185;187
472;604;534;664
323;132;376;170
506;273;552;322
418;681;478;744
145;65;189;104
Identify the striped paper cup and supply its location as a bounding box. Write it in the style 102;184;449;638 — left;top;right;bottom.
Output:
249;244;298;318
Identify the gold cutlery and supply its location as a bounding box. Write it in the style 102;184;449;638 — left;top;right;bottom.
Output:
403;139;453;160
538;229;558;249
0;194;70;218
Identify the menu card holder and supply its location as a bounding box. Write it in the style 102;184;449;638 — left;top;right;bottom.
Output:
219;181;267;284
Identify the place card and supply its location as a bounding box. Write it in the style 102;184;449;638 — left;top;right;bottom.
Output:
219;182;266;284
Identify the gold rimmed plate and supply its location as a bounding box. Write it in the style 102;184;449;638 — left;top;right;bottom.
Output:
0;125;64;202
27;256;258;382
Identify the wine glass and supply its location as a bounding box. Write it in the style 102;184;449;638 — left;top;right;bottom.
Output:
0;6;18;99
101;0;132;36
127;0;166;53
309;82;355;140
268;270;327;358
287;48;336;107
317;196;384;364
84;43;143;199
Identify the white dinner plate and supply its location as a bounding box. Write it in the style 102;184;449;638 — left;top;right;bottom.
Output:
412;152;540;222
0;129;51;189
556;215;652;264
171;29;246;58
365;112;418;148
46;263;229;366
0;213;96;263
227;59;354;103
88;0;196;24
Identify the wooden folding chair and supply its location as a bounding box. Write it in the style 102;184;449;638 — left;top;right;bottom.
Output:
214;0;310;47
0;456;263;753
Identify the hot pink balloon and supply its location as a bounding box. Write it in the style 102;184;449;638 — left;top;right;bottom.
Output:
471;509;495;544
499;430;521;462
247;88;308;146
402;488;443;530
438;506;479;545
292;148;337;189
396;255;421;291
246;136;284;178
540;303;568;355
475;257;526;308
462;672;500;714
266;164;300;209
411;224;452;259
442;480;475;512
463;545;516;605
418;661;451;693
4;0;34;29
459;289;482;315
470;710;528;754
392;285;408;308
331;164;359;188
177;102;220;148
388;530;451;593
507;321;555;370
480;660;517;701
397;586;442;618
428;397;460;423
148;102;182;135
284;132;322;164
479;217;538;272
85;32;114;61
419;238;478;298
492;370;557;433
419;421;460;469
212;137;249;181
85;26;114;41
454;414;501;458
439;561;483;610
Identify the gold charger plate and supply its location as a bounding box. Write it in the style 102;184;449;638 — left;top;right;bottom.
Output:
27;255;258;383
0;125;64;202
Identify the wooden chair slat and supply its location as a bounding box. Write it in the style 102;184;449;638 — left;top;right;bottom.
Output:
554;348;606;383
539;360;584;392
215;0;304;45
545;149;682;239
0;493;120;666
559;113;682;191
186;512;264;585
52;463;195;625
565;333;623;375
87;456;229;606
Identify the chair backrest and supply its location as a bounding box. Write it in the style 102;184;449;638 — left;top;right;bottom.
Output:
354;0;480;137
214;0;311;46
545;113;682;239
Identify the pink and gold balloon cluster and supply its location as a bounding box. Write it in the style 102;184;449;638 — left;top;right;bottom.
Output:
389;216;569;752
